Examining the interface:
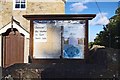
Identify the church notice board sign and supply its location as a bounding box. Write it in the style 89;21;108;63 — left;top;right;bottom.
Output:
34;22;47;42
23;14;96;60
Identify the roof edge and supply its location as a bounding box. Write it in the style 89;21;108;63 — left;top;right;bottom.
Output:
23;14;96;20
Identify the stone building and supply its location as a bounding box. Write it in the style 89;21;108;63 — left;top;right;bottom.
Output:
0;0;64;30
0;0;64;67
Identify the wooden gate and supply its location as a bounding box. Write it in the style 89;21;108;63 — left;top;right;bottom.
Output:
2;29;24;68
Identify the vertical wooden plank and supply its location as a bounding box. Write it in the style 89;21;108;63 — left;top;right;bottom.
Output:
11;32;15;64
22;36;24;62
15;32;18;63
2;36;5;67
84;20;89;59
61;26;63;58
20;33;24;63
29;20;34;60
6;36;11;67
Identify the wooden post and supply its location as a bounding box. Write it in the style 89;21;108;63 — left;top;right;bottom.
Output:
84;20;89;59
61;26;63;59
29;20;34;62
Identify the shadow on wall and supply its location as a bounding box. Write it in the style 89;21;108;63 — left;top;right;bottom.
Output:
41;48;120;79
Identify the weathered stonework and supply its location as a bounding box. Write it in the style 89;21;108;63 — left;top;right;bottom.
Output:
0;0;64;66
0;0;65;31
1;2;12;28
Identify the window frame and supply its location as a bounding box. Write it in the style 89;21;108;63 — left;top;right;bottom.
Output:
23;14;96;61
13;0;27;10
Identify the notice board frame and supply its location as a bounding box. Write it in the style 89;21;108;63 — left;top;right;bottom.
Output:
23;14;96;63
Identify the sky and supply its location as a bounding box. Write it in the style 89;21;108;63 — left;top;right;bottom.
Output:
65;0;119;42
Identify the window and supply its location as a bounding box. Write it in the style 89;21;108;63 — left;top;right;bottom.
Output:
13;0;26;10
63;21;85;59
23;14;96;60
33;20;85;59
33;20;61;59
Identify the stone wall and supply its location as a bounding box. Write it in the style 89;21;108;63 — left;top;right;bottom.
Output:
0;0;64;31
0;0;64;66
88;48;120;78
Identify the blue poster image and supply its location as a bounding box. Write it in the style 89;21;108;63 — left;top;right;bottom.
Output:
64;45;80;58
63;22;85;59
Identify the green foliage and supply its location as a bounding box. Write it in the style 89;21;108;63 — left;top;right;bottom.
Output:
93;6;120;49
89;42;94;48
115;7;120;15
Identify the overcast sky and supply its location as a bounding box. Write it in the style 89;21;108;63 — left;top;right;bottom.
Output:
65;0;118;42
